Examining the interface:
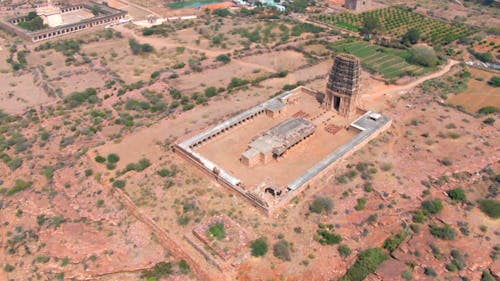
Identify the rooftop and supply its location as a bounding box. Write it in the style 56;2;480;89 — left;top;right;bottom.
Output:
248;117;316;156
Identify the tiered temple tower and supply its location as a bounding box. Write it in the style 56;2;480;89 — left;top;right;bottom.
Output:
324;54;361;117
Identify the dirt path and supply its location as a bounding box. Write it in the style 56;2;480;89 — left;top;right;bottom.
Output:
362;59;460;101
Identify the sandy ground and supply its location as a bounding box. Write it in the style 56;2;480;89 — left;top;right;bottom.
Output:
0;72;55;114
447;67;500;112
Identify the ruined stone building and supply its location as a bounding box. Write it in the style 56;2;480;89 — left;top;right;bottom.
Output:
344;0;370;10
324;54;361;117
241;117;316;167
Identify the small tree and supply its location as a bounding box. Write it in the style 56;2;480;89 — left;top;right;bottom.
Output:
422;199;443;215
107;153;120;163
250;237;268;257
477;199;500;218
447;188;466;202
309;196;333;214
213;8;230;17
273;239;291;261
338;244;352;257
215;54;231;64
430;224;457;240
402;28;420;44
361;16;380;37
488;76;500;87
409;45;438;67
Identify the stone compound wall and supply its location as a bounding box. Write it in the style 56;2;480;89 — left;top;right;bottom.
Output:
0;2;126;42
175;86;392;216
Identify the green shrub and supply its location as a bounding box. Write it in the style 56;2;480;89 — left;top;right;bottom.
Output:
107;153;120;163
141;262;173;279
273;239;291;261
478;106;500;115
409;45;438;67
488;76;500;87
228;77;249;90
7;179;32;196
383;230;408;252
430;224;457;240
483;117;495;125
213;8;230;17
95;155;106;163
338;244;352;257
477;199;500;218
340;248;388;281
316;226;342;245
354;197;367;211
177;216;190;226
204;86;218;98
157;167;177;177
18;12;46;31
125;158;151;172
3;263;14;272
401;269;413;280
309;196;333;214
64;88;99;108
424;267;437;277
215;54;231;64
112;180;126;188
422;199;443;214
129;39;154;55
250;237;268;257
178;260;190;274
106;162;116;170
481;270;495;281
208;222;226;240
85;169;93;177
447;187;466;202
7;157;22;170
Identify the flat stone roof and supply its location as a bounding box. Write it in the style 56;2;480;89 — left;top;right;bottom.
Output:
265;99;286;112
248;117;316;156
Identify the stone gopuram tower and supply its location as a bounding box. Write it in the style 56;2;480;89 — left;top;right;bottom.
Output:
324;54;361;117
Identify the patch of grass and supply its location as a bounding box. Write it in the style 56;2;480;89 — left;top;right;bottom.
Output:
208;222;226;240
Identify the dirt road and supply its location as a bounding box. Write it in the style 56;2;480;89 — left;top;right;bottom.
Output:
363;59;460;101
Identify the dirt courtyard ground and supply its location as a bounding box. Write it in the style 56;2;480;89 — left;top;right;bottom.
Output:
196;91;360;189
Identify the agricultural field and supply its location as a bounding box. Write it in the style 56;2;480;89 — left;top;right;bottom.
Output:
313;6;473;45
327;40;430;79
